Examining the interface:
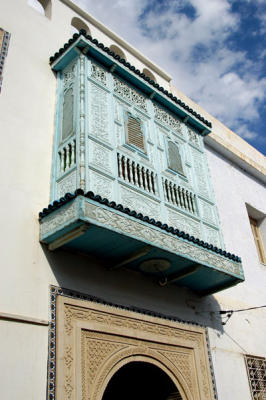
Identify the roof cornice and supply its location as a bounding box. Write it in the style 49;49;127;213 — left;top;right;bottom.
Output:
50;31;212;134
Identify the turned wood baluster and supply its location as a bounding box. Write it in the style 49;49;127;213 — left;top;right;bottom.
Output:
186;190;192;212
146;170;151;192
182;188;187;209
59;151;64;173
169;182;174;204
134;162;139;186
151;172;156;195
178;186;183;208
117;153;121;177
71;140;75;166
142;166;147;190
173;184;179;206
138;165;143;189
124;157;128;182
191;193;196;213
68;143;73;168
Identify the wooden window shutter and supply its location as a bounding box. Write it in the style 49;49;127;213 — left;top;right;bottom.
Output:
126;112;146;152
62;87;74;141
167;141;184;175
249;217;266;264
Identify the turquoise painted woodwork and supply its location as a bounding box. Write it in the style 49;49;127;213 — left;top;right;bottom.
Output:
42;34;246;294
40;196;244;296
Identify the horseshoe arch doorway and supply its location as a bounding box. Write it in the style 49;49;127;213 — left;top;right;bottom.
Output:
102;361;184;400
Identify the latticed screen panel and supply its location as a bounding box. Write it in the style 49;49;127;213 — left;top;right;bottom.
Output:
245;355;266;400
167;141;184;175
62;87;74;141
126;113;146;152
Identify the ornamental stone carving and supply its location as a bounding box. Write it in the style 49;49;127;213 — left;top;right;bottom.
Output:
55;296;215;400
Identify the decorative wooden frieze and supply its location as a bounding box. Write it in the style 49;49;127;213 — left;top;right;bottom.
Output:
62;59;77;90
113;77;147;112
91;62;107;86
187;127;201;147
154;104;182;135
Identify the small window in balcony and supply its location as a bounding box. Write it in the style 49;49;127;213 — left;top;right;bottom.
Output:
62;87;74;142
125;112;146;153
167;140;185;176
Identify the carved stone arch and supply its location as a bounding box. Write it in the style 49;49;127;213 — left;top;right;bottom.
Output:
143;68;157;82
109;45;126;60
92;346;193;400
28;0;52;18
71;17;91;34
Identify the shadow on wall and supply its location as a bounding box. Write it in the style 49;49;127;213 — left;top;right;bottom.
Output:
42;244;224;332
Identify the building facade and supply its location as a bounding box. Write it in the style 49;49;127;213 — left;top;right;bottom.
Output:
0;1;265;399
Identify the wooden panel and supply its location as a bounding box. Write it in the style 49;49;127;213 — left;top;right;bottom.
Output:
126;113;146;152
62;87;74;141
168;141;184;175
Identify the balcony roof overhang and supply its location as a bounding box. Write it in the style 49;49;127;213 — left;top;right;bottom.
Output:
49;32;212;136
40;193;244;296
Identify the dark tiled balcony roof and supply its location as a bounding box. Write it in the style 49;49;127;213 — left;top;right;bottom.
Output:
39;189;241;263
49;30;212;129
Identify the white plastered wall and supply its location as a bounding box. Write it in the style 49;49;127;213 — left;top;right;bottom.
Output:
0;1;265;400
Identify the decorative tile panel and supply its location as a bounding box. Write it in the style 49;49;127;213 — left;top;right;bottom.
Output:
113;77;147;112
91;62;107;86
90;82;110;143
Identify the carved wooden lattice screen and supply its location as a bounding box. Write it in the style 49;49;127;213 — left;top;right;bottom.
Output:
167;141;184;175
62;87;74;141
245;355;266;400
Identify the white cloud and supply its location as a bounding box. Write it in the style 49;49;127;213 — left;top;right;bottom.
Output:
72;0;265;146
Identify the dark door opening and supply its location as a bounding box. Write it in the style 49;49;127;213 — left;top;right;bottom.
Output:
102;361;183;400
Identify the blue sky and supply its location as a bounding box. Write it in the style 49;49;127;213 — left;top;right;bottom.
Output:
72;0;266;155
